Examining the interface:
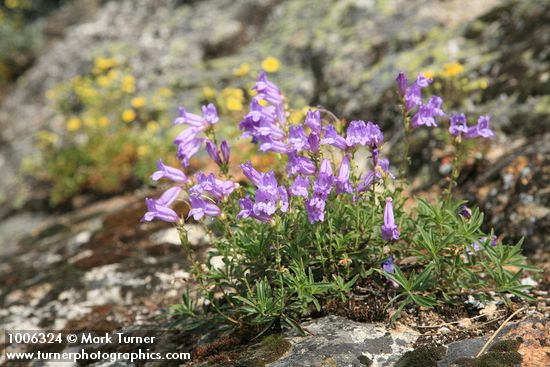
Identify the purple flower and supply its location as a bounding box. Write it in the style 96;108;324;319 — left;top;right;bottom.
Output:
305;196;326;223
365;121;384;148
321;125;347;150
381;197;399;241
410;96;445;129
286;153;316;176
220;140;230;164
188;194;221;220
202;103;219;125
346;120;369;147
457;204;472;220
278;186;289;212
173;127;201;146
312;159;334;198
259;140;289;153
308;132;320;154
449;113;469;137
336;155;353;194
141;187;182;223
174;103;218;127
288;124;310;152
396;71;408;97
289;175;310;198
241;161;263;187
382;256;395;273
174;107;203;126
405;73;432;112
205;140;222;166
237;196;272;223
357;158;394;192
305;109;321;134
176;137;204;167
252;72;284;106
151;159;187;183
191;173;235;200
464;115;495;139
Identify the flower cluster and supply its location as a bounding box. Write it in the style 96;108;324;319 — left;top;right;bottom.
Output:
143;69;498;276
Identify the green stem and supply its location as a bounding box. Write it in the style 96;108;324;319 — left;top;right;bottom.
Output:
445;138;463;202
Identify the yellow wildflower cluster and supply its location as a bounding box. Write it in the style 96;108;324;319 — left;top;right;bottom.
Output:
261;56;281;73
441;62;465;78
220;87;245;111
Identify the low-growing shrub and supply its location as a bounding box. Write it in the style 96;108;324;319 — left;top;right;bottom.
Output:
142;68;538;334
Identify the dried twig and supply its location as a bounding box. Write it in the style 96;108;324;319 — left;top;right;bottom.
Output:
476;307;525;358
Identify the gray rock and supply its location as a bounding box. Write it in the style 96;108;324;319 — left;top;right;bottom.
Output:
267;315;419;367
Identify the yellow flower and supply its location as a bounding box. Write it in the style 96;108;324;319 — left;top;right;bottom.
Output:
226;97;243;111
5;0;19;9
289;110;304;123
479;79;488;90
37;131;59;147
131;96;147;108
122;109;136;123
98;116;110;127
137;145;149;157
107;69;119;81
233;63;250;77
66;117;81;131
422;70;435;79
202;86;217;99
146;121;160;133
442;62;464;78
121;75;135;93
158;87;172;97
261;57;281;73
94;57;118;71
97;75;111;87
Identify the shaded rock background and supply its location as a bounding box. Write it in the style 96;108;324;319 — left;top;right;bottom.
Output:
0;0;549;366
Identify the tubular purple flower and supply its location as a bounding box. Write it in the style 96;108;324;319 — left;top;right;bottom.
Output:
464;115;495;139
141;186;182;223
336;155;353;194
151;159;187;183
174;106;203;126
308;132;320;154
312;159;334;198
405;73;432;112
202;103;219;125
241;161;263;187
252;72;283;106
278;186;289;212
305;196;326;223
188;194;221;220
382;256;395;273
410;96;445;129
259;140;289;154
449;113;469;137
321;125;347;150
396;71;408;97
286;153;316;176
289;124;310;152
305;109;321;134
237;196;272;223
173;127;201;146
192;173;235;200
381;197;399;241
365;121;384;148
289;175;310;198
220;140;230;163
346;120;369;147
177;137;204;167
457;204;472;220
205;140;222;166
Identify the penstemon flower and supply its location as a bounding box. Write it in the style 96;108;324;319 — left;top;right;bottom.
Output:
141;186;182;223
381;197;399;241
151;159;188;183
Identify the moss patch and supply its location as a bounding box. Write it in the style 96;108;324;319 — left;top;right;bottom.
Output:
394;345;447;367
235;334;292;367
453;339;523;367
